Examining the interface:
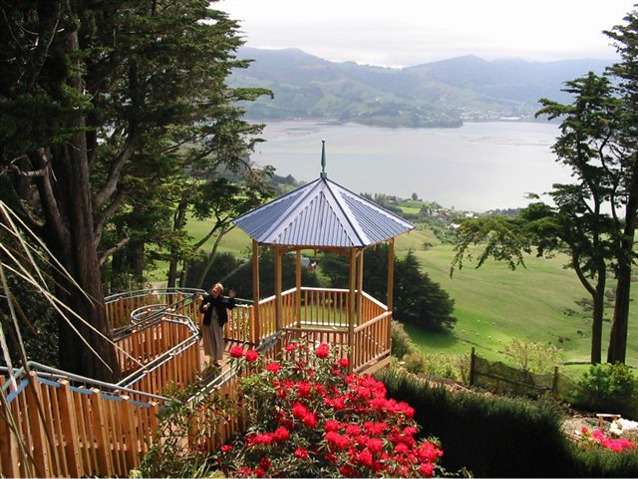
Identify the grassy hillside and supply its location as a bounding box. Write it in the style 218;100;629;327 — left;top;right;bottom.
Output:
201;223;637;371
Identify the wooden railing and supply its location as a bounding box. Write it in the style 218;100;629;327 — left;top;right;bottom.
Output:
0;371;162;478
0;286;393;478
353;311;392;371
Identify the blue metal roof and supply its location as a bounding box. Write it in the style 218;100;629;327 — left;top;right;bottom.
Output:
233;175;415;248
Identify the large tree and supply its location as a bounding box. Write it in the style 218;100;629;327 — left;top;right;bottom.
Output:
604;8;638;363
0;1;268;379
452;72;619;363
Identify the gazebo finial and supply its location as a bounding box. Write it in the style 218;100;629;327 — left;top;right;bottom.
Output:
320;139;327;178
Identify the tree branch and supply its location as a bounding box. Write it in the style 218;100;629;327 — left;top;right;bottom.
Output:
93;138;136;208
98;237;130;266
93;189;127;246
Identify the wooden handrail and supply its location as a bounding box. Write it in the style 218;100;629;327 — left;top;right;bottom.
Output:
354;311;392;332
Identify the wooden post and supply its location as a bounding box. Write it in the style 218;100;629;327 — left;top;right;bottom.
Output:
59;381;83;477
252;240;261;344
469;347;476;386
26;374;52;477
387;238;395;312
295;250;302;328
552;366;559;395
348;248;356;372
274;246;283;331
357;249;364;326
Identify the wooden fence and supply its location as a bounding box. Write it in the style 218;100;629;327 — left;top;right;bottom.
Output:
468;348;574;398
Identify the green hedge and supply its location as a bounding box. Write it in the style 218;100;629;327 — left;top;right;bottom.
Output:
379;368;638;477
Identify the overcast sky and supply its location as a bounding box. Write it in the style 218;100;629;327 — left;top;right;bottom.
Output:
218;0;636;67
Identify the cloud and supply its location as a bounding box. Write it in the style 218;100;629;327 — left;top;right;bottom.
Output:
219;0;633;66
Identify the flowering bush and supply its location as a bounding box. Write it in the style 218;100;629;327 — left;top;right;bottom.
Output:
580;427;636;453
216;341;445;478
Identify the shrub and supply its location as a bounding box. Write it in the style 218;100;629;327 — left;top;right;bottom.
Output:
391;321;417;359
572;363;638;419
403;352;426;374
216;342;448;478
503;339;561;374
378;366;572;477
378;366;638;477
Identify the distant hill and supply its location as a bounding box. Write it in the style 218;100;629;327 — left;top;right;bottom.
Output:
230;48;610;128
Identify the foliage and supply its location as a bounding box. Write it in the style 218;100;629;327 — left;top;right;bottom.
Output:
216;342;448;478
379;366;638;477
137;385;231;478
572;363;638;418
0;0;270;376
391;321;418;359
184;250;320;297
503;339;562;374
322;247;456;332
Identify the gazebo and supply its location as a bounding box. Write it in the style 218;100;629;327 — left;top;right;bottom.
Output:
233;142;414;372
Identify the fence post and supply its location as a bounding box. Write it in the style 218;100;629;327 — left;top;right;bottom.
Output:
469;347;476;387
552;366;559;395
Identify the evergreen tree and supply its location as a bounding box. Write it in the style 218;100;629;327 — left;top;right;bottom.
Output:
0;1;269;378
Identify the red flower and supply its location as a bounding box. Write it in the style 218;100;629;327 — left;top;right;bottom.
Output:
338;357;349;368
339;465;355;477
394;443;409;454
367;437;384;453
259;457;271;471
303;412;317;428
248;433;274;446
221;444;233;453
255;466;266;477
345;423;361;436
296;381;312;397
315;343;330;359
416;442;443;462
325;431;350;450
292;402;308;419
356;448;374;468
245;349;259;362
285;342;299;352
230;346;245;358
294;447;309;459
324;419;341;432
273;426;290;442
266;362;281;373
419;462;434;477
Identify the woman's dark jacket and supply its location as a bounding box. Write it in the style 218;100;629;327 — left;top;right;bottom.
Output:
199;294;236;327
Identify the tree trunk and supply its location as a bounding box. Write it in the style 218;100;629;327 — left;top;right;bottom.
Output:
591;268;606;364
167;196;188;288
38;15;119;381
608;163;638;364
196;226;228;288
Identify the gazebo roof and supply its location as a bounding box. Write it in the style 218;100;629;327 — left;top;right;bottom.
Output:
233;173;414;248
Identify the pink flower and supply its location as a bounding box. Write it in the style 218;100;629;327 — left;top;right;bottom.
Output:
273;426;290;442
266;362;281;373
315;343;330;359
294;447;309;459
245;349;259;362
230;346;245;358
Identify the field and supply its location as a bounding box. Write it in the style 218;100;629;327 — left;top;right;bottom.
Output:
174;219;638;373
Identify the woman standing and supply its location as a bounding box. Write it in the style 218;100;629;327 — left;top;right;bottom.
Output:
199;282;236;368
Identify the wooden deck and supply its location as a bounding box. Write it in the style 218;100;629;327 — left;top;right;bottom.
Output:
1;286;392;477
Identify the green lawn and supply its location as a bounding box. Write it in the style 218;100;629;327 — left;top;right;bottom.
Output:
175;219;638;372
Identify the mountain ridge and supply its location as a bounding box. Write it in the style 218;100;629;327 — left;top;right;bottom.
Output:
230;47;610;128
